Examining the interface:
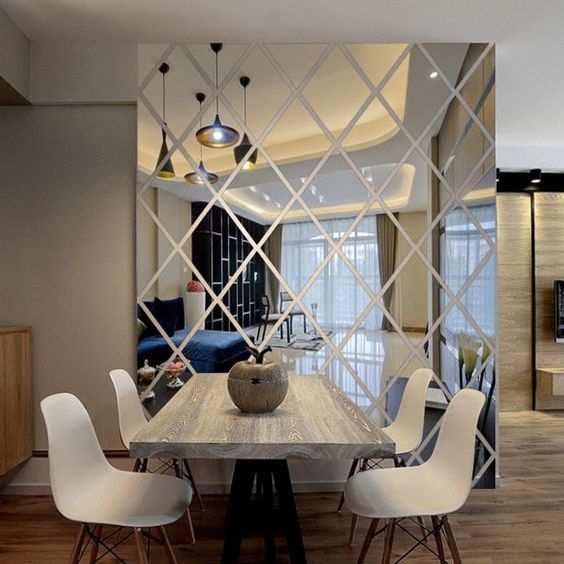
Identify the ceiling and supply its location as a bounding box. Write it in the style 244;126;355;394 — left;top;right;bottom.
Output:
3;1;564;170
0;1;550;45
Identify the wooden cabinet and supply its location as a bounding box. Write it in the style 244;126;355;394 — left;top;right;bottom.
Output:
536;368;564;411
0;326;32;475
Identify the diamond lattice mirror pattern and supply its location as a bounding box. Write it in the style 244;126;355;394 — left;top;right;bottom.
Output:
136;43;496;487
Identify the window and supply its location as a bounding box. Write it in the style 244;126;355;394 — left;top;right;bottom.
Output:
439;203;496;389
281;216;381;330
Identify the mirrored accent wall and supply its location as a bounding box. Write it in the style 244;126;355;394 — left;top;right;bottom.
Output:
136;43;496;486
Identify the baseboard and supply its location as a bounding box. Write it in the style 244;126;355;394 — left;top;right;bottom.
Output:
0;483;52;496
0;481;345;497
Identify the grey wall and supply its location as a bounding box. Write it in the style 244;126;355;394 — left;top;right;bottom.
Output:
0;104;137;451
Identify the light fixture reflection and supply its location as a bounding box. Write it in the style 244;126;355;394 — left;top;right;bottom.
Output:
186;92;219;185
233;76;258;169
185;161;219;185
196;44;240;149
155;63;175;179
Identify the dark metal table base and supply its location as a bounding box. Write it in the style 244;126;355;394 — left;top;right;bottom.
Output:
221;459;307;564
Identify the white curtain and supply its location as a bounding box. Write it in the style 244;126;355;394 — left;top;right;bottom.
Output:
441;204;496;338
281;216;381;330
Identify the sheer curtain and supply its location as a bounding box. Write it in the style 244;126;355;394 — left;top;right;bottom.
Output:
281;216;381;330
441;204;496;338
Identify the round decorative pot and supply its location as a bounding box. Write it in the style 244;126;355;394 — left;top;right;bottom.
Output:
228;351;288;414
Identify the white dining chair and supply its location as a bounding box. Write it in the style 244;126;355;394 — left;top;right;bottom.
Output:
41;393;192;564
344;388;485;564
109;369;205;518
338;368;434;543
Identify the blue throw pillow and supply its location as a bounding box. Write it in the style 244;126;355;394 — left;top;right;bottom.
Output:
152;297;178;337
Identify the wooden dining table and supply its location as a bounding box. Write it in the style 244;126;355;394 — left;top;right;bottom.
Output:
130;373;395;563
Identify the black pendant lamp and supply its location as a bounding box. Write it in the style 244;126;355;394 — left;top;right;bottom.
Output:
196;43;240;148
185;93;219;185
155;63;175;179
233;76;258;170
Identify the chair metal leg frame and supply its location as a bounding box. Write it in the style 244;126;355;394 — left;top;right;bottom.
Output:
356;515;460;564
69;522;175;563
394;515;460;564
133;456;201;542
172;459;196;544
337;458;359;513
183;458;205;511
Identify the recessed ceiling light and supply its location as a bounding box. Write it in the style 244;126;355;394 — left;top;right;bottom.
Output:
429;71;438;79
530;168;542;184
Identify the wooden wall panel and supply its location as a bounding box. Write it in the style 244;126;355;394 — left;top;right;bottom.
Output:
0;336;5;475
497;194;533;411
0;326;32;474
535;193;564;371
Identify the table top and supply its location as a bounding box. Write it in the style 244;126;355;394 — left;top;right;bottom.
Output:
130;374;395;460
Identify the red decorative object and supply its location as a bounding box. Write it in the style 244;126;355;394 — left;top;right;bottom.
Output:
186;280;205;293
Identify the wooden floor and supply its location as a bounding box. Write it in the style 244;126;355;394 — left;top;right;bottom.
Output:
2;410;564;563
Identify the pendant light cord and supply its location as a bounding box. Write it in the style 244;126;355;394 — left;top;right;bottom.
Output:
244;85;247;125
215;51;219;115
162;71;166;125
199;100;203;161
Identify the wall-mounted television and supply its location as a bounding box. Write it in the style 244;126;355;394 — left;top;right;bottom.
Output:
555;280;564;342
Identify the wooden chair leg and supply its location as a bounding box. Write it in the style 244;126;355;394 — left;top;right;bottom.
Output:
431;516;446;561
356;518;379;564
186;507;196;544
349;513;359;546
183;459;205;511
69;523;87;564
338;458;359;512
416;516;428;546
442;515;462;564
88;524;103;563
381;519;396;564
157;526;178;564
134;528;149;564
174;458;196;543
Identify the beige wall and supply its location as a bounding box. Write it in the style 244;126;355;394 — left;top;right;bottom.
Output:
30;43;137;104
497;194;533;411
392;211;428;331
0;7;30;99
0;105;137;454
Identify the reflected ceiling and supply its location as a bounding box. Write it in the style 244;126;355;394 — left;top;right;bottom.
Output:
137;43;469;222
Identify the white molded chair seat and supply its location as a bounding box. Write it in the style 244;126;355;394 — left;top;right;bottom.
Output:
345;463;466;519
41;392;191;562
344;389;485;564
381;368;434;455
337;368;434;524
60;468;191;528
109;368;205;517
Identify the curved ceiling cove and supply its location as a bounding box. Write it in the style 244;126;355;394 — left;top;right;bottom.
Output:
137;43;470;222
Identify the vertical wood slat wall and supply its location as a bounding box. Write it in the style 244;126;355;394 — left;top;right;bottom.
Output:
534;194;564;372
0;326;32;475
497;195;533;411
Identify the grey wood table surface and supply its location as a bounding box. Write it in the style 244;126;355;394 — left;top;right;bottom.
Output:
129;373;395;461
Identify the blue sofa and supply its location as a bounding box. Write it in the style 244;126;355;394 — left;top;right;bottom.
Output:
137;297;250;373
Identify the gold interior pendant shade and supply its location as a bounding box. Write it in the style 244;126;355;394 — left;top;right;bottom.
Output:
196;44;240;149
185;92;219;185
233;76;258;170
155;62;175;179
